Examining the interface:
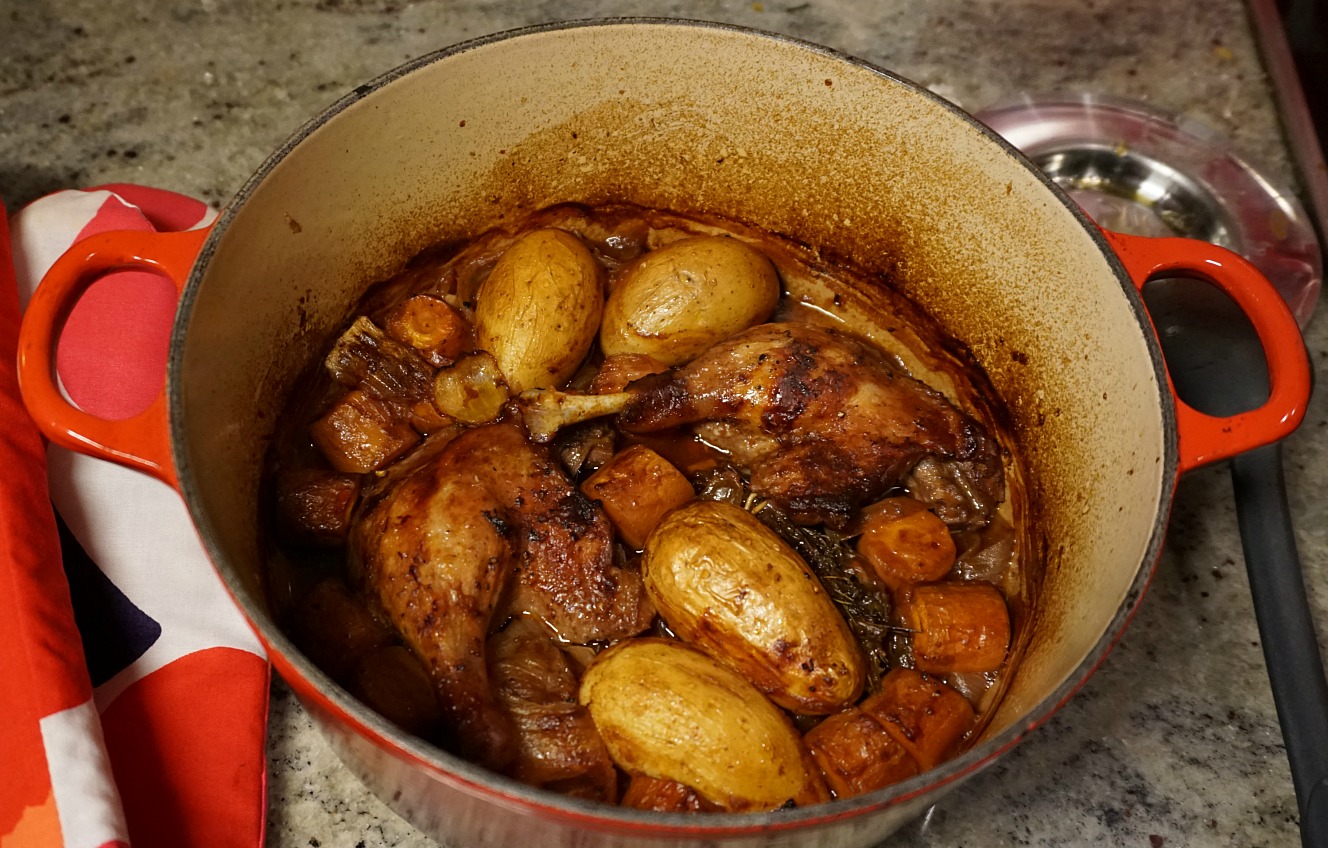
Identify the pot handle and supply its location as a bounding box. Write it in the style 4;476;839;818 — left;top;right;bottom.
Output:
1102;229;1312;474
16;227;210;490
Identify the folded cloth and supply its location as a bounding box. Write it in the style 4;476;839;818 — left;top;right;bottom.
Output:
1;186;269;848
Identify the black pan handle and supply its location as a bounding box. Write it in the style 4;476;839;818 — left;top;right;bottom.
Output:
1231;442;1328;848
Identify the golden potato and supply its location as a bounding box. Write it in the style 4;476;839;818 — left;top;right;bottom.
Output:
642;500;865;714
600;236;780;366
474;229;604;393
578;638;829;811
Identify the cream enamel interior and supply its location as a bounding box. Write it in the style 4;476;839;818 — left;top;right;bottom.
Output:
170;20;1171;840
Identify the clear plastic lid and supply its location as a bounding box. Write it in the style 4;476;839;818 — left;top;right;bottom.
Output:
976;94;1321;327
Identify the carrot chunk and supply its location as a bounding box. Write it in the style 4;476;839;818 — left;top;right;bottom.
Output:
407;397;453;434
855;497;955;590
350;645;444;737
383;294;472;366
803;706;919;799
580;445;694;549
898;581;1011;674
860;668;976;771
311;389;420;473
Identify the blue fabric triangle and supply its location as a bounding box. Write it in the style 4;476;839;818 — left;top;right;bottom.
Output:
55;510;162;686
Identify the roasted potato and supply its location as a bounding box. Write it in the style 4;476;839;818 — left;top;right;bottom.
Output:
474;229;604;393
642;500;865;714
600;236;780;366
578;638;829;811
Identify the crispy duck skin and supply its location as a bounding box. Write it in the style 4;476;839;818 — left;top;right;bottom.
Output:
350;421;651;769
488;617;617;801
618;322;1003;528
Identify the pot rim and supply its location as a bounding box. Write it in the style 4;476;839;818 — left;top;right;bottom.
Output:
168;17;1178;834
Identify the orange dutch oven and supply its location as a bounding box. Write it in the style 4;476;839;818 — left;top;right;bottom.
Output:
16;20;1311;848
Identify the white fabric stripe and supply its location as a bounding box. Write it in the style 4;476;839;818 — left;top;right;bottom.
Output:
39;699;129;848
11;190;113;308
190;205;220;231
44;448;265;712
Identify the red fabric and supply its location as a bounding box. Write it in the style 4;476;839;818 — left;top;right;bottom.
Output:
58;194;177;421
102;648;269;848
0;206;87;843
95;184;209;234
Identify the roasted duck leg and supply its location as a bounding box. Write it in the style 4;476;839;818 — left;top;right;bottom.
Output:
350;421;651;769
617;322;1004;528
488;617;617;801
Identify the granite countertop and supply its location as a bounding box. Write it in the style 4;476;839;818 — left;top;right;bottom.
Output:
3;2;1324;846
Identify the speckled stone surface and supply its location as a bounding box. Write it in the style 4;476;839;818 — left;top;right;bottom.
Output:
3;2;1324;847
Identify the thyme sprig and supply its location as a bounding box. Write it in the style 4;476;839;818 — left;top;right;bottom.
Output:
750;500;894;687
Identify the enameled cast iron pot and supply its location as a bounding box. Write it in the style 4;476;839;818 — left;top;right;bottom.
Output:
18;20;1312;848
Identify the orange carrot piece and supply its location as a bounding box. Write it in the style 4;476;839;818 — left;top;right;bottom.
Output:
349;645;444;737
288;578;394;682
860;668;977;771
580;445;694;549
310;389;420;473
383;294;471;367
407;397;453;434
803;706;919;799
898;581;1011;674
855;497;955;590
